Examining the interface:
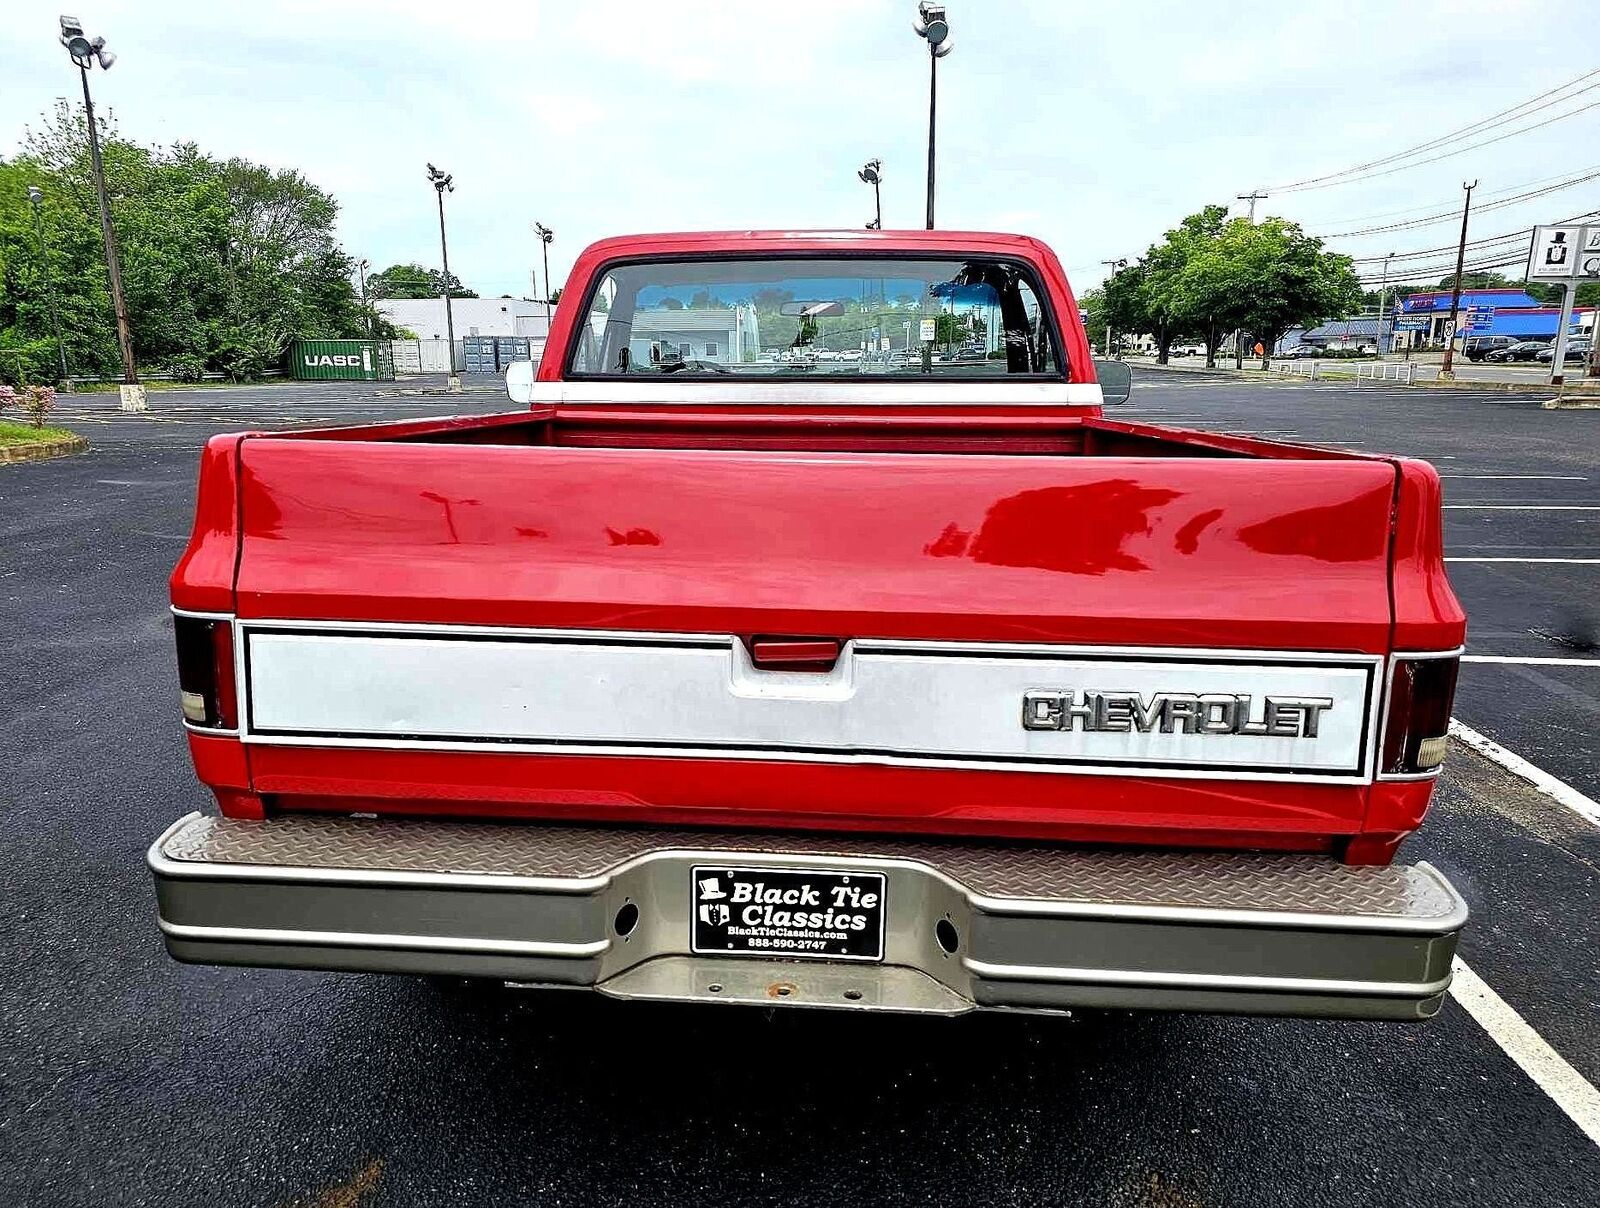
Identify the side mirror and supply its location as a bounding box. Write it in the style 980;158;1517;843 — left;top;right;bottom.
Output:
506;359;535;405
1093;358;1132;404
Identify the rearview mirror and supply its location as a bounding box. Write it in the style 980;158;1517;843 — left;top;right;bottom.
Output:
506;358;535;405
1093;359;1132;405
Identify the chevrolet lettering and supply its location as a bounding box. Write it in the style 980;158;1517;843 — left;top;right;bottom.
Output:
1022;689;1335;737
150;228;1469;1023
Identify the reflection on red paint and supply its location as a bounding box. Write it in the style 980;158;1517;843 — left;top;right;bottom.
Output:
967;481;1181;576
606;527;662;546
1174;507;1224;555
1238;498;1387;563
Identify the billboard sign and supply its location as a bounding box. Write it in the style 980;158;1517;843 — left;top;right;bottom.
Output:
1528;224;1600;283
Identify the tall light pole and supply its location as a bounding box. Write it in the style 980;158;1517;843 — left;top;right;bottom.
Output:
1375;251;1394;357
858;160;883;229
912;4;952;230
59;15;141;411
1439;180;1477;380
356;258;371;337
534;222;554;328
426;163;461;393
26;186;70;384
1100;257;1127;358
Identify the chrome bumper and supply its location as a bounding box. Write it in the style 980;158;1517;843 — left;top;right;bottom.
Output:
149;812;1468;1020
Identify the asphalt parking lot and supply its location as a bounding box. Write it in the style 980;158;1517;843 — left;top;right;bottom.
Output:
2;372;1597;1207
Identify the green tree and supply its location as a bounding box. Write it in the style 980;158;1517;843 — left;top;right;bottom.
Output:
1226;218;1361;368
367;262;476;299
1;102;370;383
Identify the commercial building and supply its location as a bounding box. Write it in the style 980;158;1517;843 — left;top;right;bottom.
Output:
376;297;552;343
1392;288;1542;350
620;306;762;365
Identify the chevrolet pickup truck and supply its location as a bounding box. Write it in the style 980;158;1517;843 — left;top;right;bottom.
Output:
150;230;1468;1020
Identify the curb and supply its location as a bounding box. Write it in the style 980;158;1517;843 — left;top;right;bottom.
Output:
0;434;89;465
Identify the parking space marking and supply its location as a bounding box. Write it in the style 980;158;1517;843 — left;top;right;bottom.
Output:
1449;720;1600;827
1462;654;1600;666
1449;958;1600;1149
1444;505;1600;511
1447;557;1600;564
1440;475;1588;481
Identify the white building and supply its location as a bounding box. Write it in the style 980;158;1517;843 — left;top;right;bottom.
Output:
624;306;761;365
377;297;552;343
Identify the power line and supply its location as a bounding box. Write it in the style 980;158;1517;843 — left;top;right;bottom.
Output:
1271;68;1600;193
1356;252;1532;286
1284;96;1600;194
1345;209;1600;271
1319;169;1600;238
1312;163;1600;227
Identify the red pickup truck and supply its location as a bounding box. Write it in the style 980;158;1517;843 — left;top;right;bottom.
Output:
151;230;1467;1020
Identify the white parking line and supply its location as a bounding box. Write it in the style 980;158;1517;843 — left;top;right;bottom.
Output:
1449;958;1600;1148
1462;655;1600;667
1443;505;1600;511
1440;475;1588;481
1447;557;1600;564
1449;720;1600;827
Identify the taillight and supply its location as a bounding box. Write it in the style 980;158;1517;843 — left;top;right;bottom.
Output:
1380;655;1459;775
174;615;237;730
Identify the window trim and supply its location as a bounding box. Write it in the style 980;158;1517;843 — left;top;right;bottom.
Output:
564;251;1070;383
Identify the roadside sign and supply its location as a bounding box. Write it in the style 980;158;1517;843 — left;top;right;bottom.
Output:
919;318;937;342
880;337;891;352
1528;224;1600;282
1395;317;1428;331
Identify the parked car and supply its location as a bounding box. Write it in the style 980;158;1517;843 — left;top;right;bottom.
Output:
1485;340;1550;363
152;228;1468;1023
1279;344;1321;358
1464;335;1519;362
1534;338;1593;364
1171;342;1205;357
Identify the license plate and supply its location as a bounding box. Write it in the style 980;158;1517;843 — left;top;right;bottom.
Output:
690;866;886;962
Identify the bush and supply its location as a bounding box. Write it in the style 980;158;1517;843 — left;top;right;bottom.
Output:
167;354;207;383
0;384;55;426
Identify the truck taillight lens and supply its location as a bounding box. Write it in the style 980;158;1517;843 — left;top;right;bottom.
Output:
174;615;237;730
1380;656;1458;775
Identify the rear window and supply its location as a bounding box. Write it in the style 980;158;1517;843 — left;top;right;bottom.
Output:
568;256;1064;379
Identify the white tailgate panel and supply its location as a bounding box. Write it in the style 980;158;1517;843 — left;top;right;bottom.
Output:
243;628;1380;781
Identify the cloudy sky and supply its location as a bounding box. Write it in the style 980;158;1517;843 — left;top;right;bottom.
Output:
3;1;1596;297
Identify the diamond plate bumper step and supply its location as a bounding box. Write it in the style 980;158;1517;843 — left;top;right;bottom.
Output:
150;812;1468;1020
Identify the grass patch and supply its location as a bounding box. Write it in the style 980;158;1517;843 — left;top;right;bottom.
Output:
0;420;78;445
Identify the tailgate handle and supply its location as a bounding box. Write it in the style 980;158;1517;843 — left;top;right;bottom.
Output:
746;636;844;673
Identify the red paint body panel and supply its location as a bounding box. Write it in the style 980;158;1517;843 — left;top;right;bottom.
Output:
232;439;1399;650
248;746;1353;851
167;231;1469;862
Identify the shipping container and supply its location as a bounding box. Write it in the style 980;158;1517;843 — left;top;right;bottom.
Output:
289;339;395;381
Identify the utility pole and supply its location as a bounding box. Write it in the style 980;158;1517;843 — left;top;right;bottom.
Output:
913;4;952;230
26;186;70;383
1376;251;1394;358
60;17;141;410
1438;180;1477;380
426;164;461;393
1233;191;1267;366
534;223;554;329
1236;189;1267;222
1100;257;1127;357
356;258;371;338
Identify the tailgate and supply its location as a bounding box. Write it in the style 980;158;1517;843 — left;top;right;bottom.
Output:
228;437;1399;842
